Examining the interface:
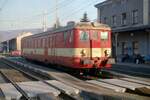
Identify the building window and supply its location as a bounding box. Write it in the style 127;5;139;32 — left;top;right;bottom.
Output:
122;42;128;55
132;10;138;24
121;0;127;5
121;13;127;25
132;41;139;55
103;17;107;24
112;15;117;27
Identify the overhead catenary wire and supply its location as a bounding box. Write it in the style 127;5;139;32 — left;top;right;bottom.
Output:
60;0;100;23
1;0;101;30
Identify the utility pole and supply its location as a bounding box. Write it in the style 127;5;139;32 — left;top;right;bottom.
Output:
54;0;59;28
42;11;47;32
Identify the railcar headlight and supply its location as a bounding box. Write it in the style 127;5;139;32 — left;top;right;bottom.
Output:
104;50;108;57
104;50;111;57
81;49;86;56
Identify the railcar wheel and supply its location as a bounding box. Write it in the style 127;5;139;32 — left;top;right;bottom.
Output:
89;68;101;76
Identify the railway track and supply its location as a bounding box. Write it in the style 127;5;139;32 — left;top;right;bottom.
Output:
0;61;37;83
2;57;150;100
0;70;31;100
0;59;81;100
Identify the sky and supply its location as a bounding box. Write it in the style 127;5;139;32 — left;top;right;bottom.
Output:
0;0;105;31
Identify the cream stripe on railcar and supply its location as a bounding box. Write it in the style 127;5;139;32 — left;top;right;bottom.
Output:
23;48;33;54
74;48;90;57
48;48;110;57
23;48;44;55
24;48;111;57
48;48;75;57
92;48;101;57
35;48;44;55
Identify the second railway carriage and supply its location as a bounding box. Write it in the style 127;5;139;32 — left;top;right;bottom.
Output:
21;21;114;74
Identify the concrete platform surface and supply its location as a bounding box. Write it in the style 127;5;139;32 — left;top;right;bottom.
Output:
98;79;148;90
37;93;59;100
0;83;22;100
17;81;60;98
121;78;150;86
46;80;80;95
87;80;126;93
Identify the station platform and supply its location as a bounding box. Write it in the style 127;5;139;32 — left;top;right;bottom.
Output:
114;62;150;68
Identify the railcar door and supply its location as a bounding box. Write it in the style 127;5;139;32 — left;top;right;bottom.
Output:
89;30;101;59
100;31;110;57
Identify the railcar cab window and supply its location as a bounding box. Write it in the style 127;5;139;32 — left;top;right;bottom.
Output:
91;31;98;40
100;31;108;40
80;31;89;41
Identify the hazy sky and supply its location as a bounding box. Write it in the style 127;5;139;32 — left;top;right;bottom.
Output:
0;0;105;31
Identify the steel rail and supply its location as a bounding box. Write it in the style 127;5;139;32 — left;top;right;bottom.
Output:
0;69;31;100
2;59;79;100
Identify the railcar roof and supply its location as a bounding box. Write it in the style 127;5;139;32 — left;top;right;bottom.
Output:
23;22;111;39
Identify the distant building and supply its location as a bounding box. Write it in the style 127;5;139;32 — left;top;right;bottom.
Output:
1;32;33;53
95;0;150;62
0;28;42;53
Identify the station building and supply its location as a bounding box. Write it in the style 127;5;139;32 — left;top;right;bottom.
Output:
95;0;150;62
1;32;32;53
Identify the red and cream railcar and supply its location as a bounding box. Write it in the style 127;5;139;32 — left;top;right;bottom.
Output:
21;22;114;72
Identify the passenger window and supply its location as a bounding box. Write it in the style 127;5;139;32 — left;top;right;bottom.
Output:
80;31;89;41
64;32;67;41
63;32;68;46
100;31;108;40
91;31;98;40
69;30;73;43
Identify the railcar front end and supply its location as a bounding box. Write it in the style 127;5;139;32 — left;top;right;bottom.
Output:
72;22;115;72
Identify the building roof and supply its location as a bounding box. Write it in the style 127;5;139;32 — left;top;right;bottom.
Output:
0;28;42;42
95;0;112;8
112;25;150;33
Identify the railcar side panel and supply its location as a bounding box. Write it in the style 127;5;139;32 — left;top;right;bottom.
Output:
21;22;114;71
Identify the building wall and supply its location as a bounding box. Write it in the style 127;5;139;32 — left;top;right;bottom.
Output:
149;0;150;24
98;0;145;28
117;32;148;56
1;32;33;53
95;0;150;60
9;39;17;51
16;32;32;51
147;32;150;54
